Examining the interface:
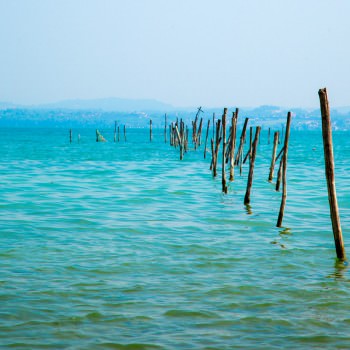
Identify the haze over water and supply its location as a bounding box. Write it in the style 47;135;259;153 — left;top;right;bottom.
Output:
1;125;349;349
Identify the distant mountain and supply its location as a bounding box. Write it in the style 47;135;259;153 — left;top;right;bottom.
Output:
0;99;350;129
0;101;19;109
35;97;174;112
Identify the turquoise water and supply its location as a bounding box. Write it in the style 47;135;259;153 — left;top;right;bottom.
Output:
1;127;350;349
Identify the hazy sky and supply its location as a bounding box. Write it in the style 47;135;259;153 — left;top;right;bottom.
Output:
1;0;349;107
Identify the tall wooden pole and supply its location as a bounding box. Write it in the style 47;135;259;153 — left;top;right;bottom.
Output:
164;114;167;143
318;88;346;260
69;129;72;144
229;112;237;181
277;112;292;227
244;126;261;205
222;108;228;193
212;113;215;140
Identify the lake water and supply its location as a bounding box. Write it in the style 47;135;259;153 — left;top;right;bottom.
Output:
1;126;350;349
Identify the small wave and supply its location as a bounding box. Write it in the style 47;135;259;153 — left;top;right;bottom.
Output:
164;309;218;319
96;343;163;350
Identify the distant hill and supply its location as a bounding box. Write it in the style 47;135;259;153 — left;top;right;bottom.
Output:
0;98;350;129
32;97;174;112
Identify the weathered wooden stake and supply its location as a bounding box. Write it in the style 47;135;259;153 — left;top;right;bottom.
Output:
268;131;279;182
204;119;210;159
69;129;72;143
212;119;222;177
275;146;285;163
150;119;152;142
175;125;184;160
229;112;237;181
243;126;253;164
170;124;173;146
276;112;292;227
244;126;261;205
275;156;283;191
235;117;249;166
318;88;346;260
222;108;228;193
212;113;215;140
197;118;203;147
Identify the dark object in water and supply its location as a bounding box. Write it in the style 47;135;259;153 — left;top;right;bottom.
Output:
96;129;106;142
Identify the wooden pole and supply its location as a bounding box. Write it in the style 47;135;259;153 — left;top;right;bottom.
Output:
175;125;184;160
204;119;210;159
318;88;346;260
229;112;237;181
268;131;279;182
235;117;249;166
69;129;72;143
276;112;292;227
150;119;152;142
170;124;173;146
210;139;214;171
197;118;203;147
212;119;222;177
244;126;261;205
275;156;283;191
243;126;253;164
222;108;228;193
268;127;271;145
114;121;117;142
212;113;215;140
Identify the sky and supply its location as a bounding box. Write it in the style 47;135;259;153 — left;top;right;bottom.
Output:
1;0;350;108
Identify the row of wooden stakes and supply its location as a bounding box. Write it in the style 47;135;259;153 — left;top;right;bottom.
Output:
166;89;345;261
166;107;292;230
68;88;345;260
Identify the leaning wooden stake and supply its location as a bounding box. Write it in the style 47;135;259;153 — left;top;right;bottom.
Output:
276;112;292;228
268;131;279;182
204;119;210;159
222;108;228;193
275;156;283;192
244;126;261;205
318;88;346;260
235;117;249;166
243;126;253;164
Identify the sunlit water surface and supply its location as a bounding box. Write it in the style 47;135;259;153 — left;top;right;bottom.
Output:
1;127;350;349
